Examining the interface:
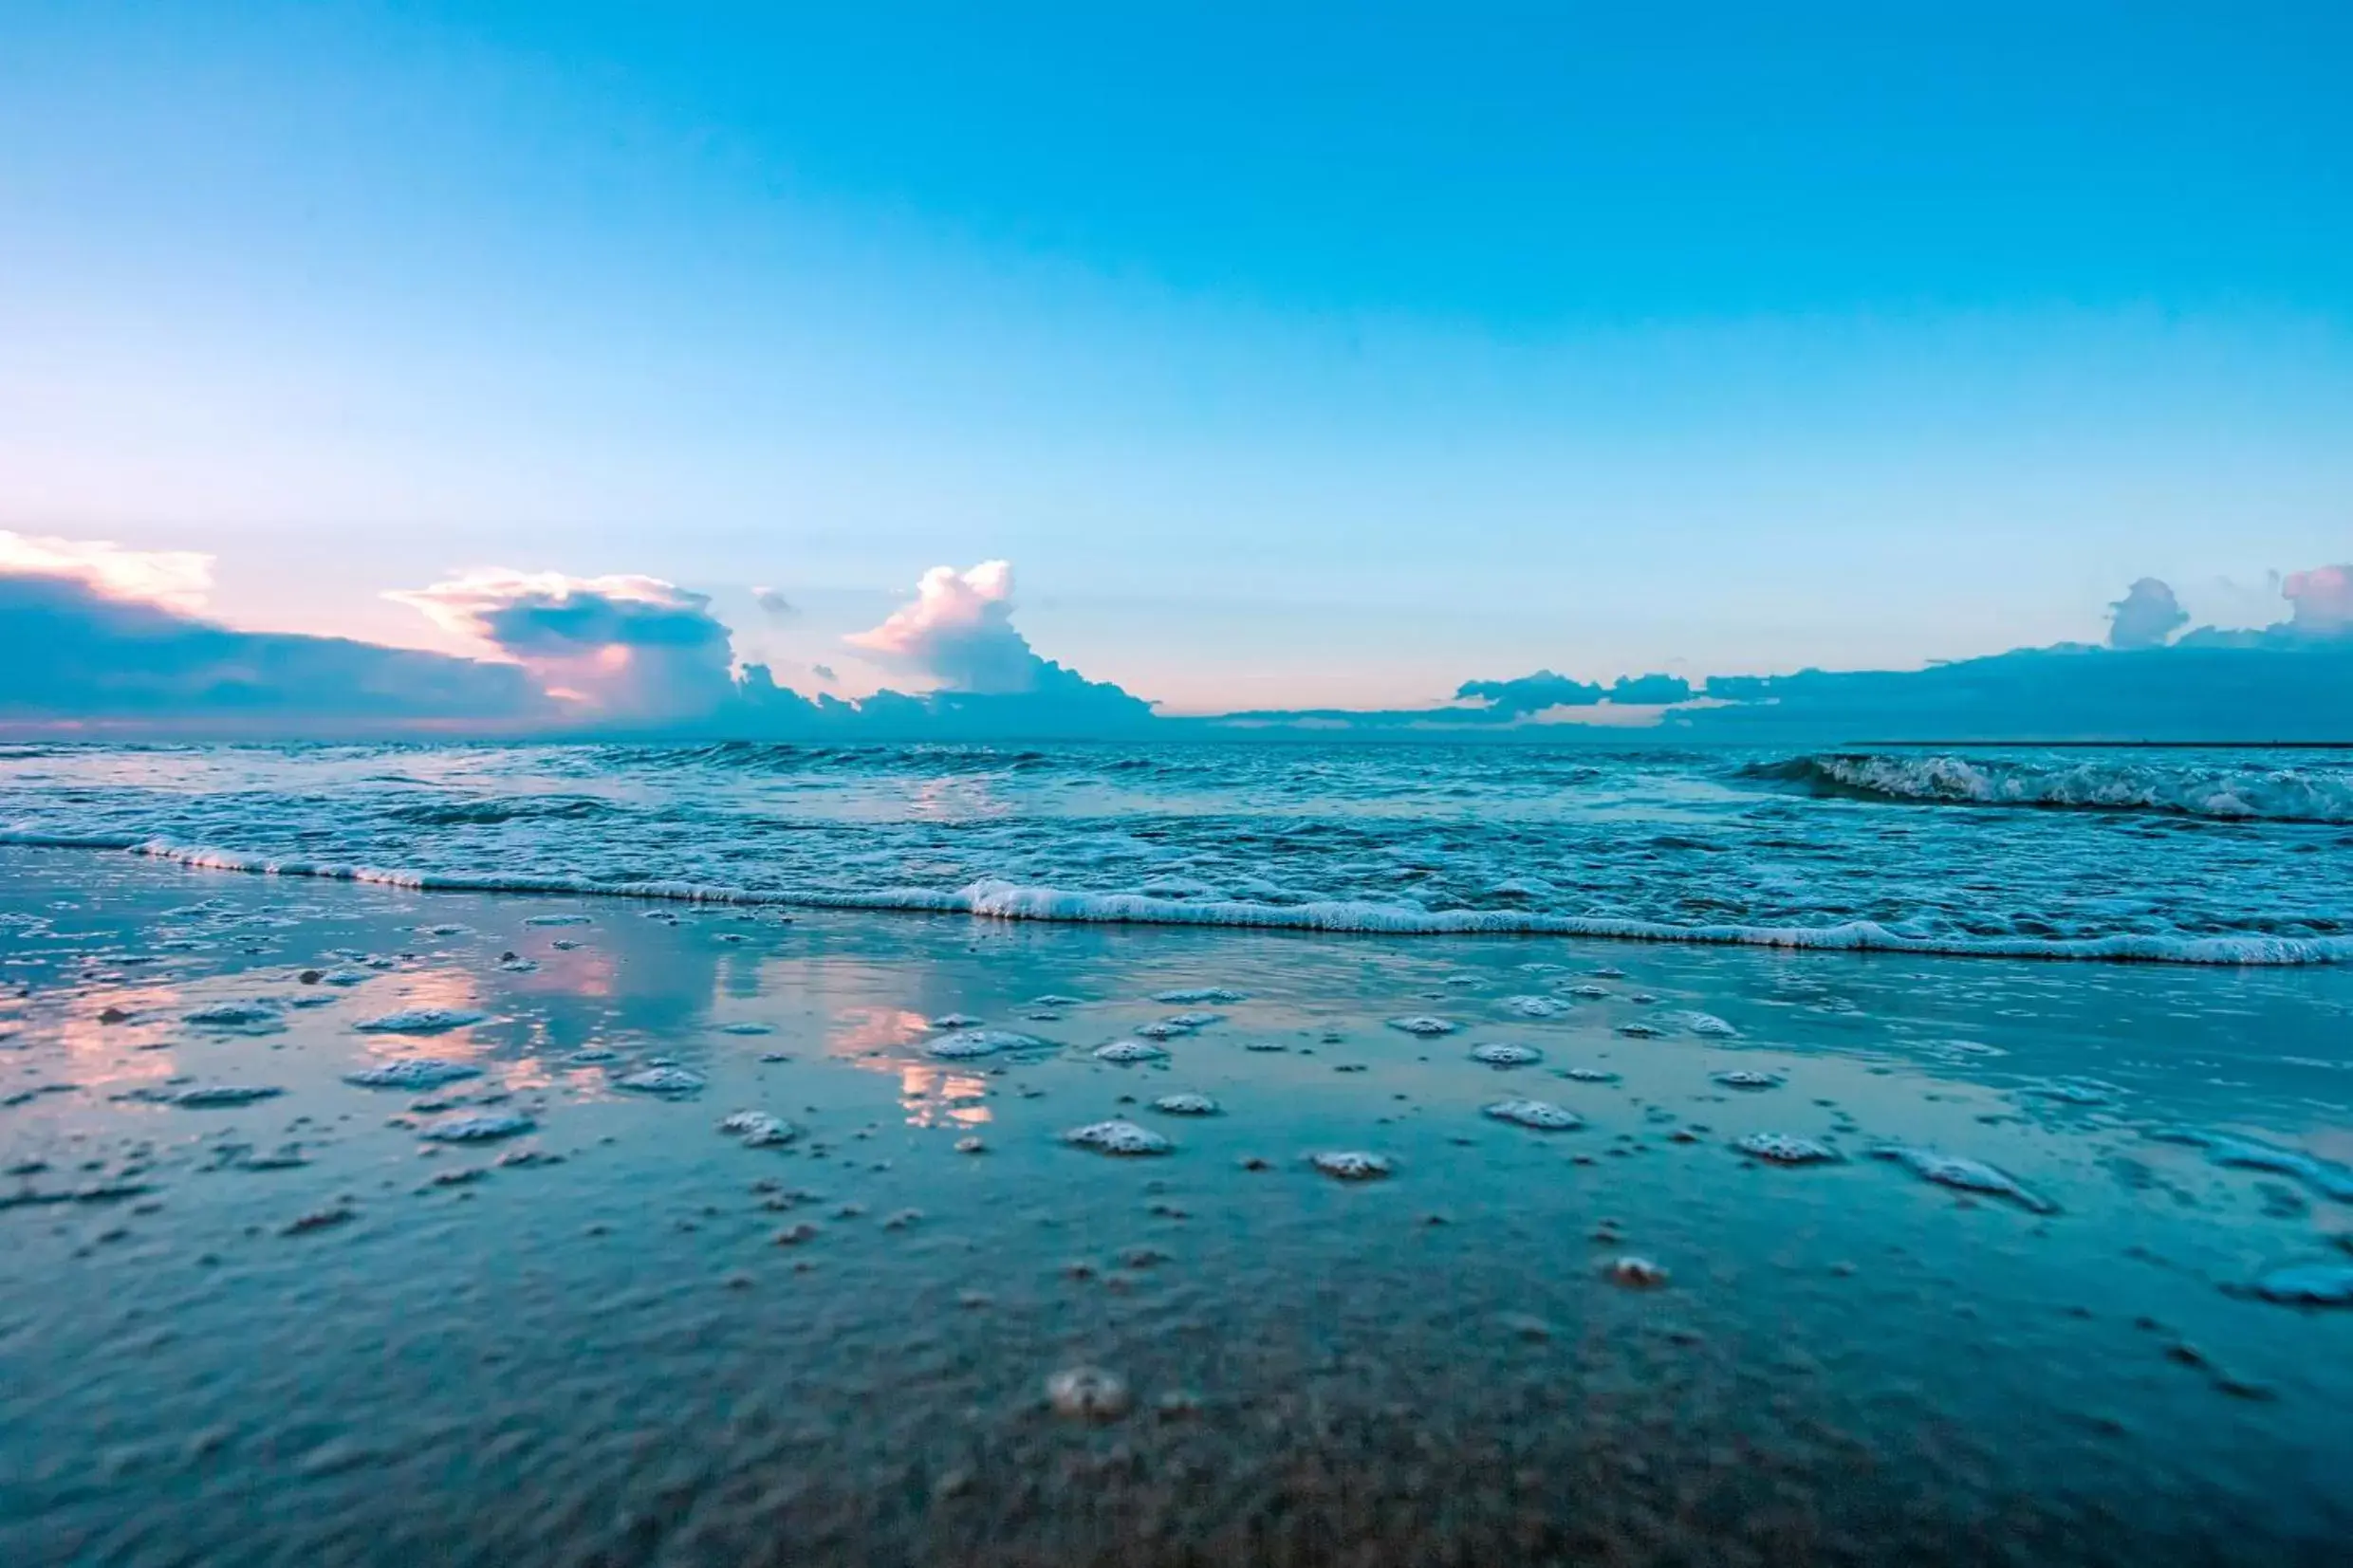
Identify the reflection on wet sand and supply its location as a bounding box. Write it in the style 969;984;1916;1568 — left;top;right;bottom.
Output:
1;845;2350;1568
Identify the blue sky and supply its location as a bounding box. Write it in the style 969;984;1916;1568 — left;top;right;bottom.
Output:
2;1;2348;715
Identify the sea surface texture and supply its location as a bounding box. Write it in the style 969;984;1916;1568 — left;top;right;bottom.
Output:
4;742;2350;963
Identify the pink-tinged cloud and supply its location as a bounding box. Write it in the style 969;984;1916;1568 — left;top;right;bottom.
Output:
387;569;738;720
0;538;542;732
2283;563;2352;637
844;560;1043;692
0;530;213;612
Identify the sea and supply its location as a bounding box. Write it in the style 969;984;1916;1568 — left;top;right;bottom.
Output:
5;740;2350;964
5;739;2352;1565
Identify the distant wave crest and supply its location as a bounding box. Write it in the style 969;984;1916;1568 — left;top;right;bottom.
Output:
1742;753;2353;824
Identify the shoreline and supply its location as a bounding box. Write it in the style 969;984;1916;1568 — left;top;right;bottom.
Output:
3;833;2344;968
3;845;2349;1565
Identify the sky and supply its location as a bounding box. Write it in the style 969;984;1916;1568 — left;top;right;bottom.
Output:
1;1;2349;727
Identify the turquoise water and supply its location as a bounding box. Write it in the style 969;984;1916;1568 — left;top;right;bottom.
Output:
4;742;2351;962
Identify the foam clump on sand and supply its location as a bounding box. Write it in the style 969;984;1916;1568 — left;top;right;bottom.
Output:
163;1085;284;1108
1151;1093;1219;1116
344;1059;483;1090
1483;1098;1582;1131
717;1022;773;1036
1500;995;1569;1018
1386;1016;1457;1036
1671;1011;1739;1037
1618;1021;1664;1039
929;1028;1043;1060
1735;1132;1841;1165
1714;1070;1784;1090
1094;1040;1167;1063
355;1007;486;1035
1064;1120;1171;1155
421;1111;535;1142
1310;1151;1391;1181
1154;988;1245;1005
1606;1256;1670;1288
927;1013;984;1029
1871;1145;2054;1212
1046;1366;1131;1420
719;1111;797;1148
2171;1133;2353;1202
2249;1263;2353;1306
615;1066;706;1095
183;1002;284;1032
1470;1042;1542;1067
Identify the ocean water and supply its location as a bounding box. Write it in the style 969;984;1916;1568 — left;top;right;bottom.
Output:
3;741;2350;963
3;746;2351;1565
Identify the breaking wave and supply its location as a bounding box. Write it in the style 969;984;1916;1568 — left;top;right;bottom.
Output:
1743;753;2353;824
5;833;2345;968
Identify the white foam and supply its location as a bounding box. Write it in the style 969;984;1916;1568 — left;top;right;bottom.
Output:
354;1007;485;1035
1063;1119;1170;1155
0;832;2338;968
344;1059;483;1090
1753;751;2353;823
1483;1098;1582;1131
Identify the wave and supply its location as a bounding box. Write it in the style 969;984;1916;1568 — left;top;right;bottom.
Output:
383;795;613;826
6;833;2344;968
1742;753;2353;824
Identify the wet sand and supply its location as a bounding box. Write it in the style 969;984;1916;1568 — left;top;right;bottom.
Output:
2;844;2349;1566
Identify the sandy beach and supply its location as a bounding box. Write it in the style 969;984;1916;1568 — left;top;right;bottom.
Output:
2;842;2348;1565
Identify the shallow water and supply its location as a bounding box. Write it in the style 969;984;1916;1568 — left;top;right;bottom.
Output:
2;844;2349;1566
4;741;2351;962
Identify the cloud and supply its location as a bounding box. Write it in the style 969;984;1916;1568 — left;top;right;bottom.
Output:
809;663;837;681
2283;563;2352;637
843;560;1152;720
1606;673;1693;706
752;586;794;617
2107;578;2189;649
0;564;544;733
846;560;1038;692
1453;670;1603;716
1448;670;1692;719
388;569;738;720
0;530;213;612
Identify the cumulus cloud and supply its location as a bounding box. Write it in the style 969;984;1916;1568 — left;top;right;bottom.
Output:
841;560;1153;723
2107;578;2189;649
1453;670;1603;716
0;562;543;733
809;663;837;681
752;586;794;617
0;529;214;612
388;569;738;720
846;561;1037;692
2283;563;2352;637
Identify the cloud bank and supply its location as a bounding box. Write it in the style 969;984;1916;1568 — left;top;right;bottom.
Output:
0;530;213;613
388;570;739;721
8;540;2350;743
0;537;544;733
